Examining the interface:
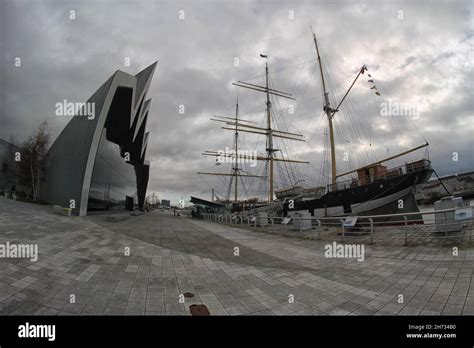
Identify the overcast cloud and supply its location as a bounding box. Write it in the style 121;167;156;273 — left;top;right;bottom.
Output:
1;0;473;204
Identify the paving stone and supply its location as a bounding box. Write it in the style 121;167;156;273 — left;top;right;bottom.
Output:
442;304;464;315
0;198;473;317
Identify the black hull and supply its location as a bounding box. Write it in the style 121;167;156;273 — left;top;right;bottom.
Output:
284;167;433;222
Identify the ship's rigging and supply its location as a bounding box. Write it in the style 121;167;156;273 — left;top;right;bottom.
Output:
197;30;431;207
198;54;309;204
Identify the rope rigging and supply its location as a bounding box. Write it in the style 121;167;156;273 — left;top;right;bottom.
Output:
198;36;430;203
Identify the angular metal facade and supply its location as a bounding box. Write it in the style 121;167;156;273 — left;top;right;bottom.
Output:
87;129;137;211
41;62;157;215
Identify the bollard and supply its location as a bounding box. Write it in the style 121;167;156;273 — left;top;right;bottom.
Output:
470;223;472;244
443;211;448;238
317;220;321;240
340;219;345;243
404;216;408;246
369;218;374;245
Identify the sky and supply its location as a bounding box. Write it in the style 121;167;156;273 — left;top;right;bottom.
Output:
1;0;473;205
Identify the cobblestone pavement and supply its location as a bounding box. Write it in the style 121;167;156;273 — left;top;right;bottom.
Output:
1;197;473;316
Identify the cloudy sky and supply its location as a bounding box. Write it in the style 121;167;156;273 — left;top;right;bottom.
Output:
1;0;472;204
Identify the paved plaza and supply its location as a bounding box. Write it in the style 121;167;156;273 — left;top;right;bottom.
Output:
0;197;473;316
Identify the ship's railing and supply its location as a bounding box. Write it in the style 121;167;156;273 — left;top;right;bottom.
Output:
327;159;431;192
201;206;473;246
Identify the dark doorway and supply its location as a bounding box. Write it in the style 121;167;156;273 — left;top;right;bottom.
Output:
125;196;134;211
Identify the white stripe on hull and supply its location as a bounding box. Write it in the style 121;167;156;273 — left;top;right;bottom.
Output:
350;186;414;214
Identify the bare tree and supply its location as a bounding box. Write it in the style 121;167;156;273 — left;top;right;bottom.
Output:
19;122;51;201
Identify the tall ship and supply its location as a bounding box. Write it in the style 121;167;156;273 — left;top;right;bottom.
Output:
281;31;433;220
197;53;308;212
197;30;434;220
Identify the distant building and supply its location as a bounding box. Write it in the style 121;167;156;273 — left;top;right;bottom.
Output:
418;170;474;199
39;62;158;215
161;199;170;209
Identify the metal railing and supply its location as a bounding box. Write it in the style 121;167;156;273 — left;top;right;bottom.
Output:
201;207;473;246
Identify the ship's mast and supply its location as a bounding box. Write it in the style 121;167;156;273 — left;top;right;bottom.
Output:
264;60;275;202
201;55;309;204
233;99;239;202
198;103;267;203
232;54;300;203
310;29;429;186
312;32;337;185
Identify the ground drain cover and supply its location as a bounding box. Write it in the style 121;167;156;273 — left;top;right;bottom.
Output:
183;292;194;298
189;304;210;316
